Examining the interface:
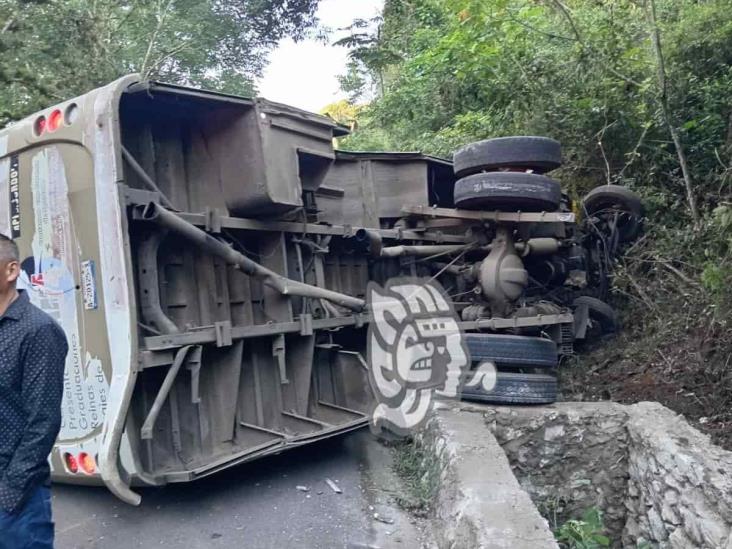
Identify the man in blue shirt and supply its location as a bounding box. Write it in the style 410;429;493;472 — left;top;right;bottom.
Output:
0;234;68;548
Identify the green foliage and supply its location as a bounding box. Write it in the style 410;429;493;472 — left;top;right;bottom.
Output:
702;262;727;294
392;437;442;515
0;0;320;125
555;508;611;549
337;0;732;313
339;0;732;441
701;204;732;312
338;0;732;207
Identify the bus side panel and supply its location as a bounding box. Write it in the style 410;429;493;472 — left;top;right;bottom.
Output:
90;77;147;502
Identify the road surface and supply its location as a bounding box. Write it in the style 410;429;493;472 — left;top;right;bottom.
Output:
53;430;430;549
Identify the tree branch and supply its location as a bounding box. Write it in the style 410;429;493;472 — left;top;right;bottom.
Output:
548;0;643;88
502;14;574;42
645;0;701;229
140;0;176;79
619;123;651;179
1;16;15;34
146;40;193;77
595;114;617;185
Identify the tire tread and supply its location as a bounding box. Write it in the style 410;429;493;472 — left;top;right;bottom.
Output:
465;333;558;368
454;172;561;212
454;136;562;178
460;372;558;404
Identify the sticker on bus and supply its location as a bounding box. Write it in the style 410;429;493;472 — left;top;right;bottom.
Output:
81;259;98;310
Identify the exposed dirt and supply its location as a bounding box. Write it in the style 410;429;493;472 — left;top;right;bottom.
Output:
561;315;732;451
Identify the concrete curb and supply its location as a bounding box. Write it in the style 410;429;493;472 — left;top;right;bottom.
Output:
418;404;558;549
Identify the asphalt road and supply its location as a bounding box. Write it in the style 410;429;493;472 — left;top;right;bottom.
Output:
53;430;429;549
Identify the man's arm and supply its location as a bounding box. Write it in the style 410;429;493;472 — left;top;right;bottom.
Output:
0;322;68;513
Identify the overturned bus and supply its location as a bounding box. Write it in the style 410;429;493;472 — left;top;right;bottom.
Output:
0;75;583;504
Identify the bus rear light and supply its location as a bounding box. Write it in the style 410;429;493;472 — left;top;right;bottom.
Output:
33;116;46;136
63;452;78;474
78;452;96;475
65;103;79;125
47;109;63;132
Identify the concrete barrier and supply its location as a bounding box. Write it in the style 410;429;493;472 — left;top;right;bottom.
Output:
419;404;558;548
419;401;732;548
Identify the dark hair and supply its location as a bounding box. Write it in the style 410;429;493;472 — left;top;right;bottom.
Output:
0;234;19;263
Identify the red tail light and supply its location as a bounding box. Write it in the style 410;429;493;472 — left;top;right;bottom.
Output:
47;109;63;132
63;452;79;473
34;116;47;136
78;452;96;474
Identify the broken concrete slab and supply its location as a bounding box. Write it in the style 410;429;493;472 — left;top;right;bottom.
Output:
419;404;559;548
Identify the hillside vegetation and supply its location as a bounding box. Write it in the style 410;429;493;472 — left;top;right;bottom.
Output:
337;0;732;447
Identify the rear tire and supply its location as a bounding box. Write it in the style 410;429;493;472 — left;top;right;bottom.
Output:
460;372;558;404
582;185;644;243
453;136;562;178
454;172;561;212
573;296;619;335
464;333;558;368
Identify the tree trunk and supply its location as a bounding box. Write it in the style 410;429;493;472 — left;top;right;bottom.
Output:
646;0;701;230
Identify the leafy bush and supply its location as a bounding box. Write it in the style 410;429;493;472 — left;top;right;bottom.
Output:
555;508;611;549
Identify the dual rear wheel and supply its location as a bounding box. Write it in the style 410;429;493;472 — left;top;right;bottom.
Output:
453;136;563;212
452;136;644;233
459;333;559;405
